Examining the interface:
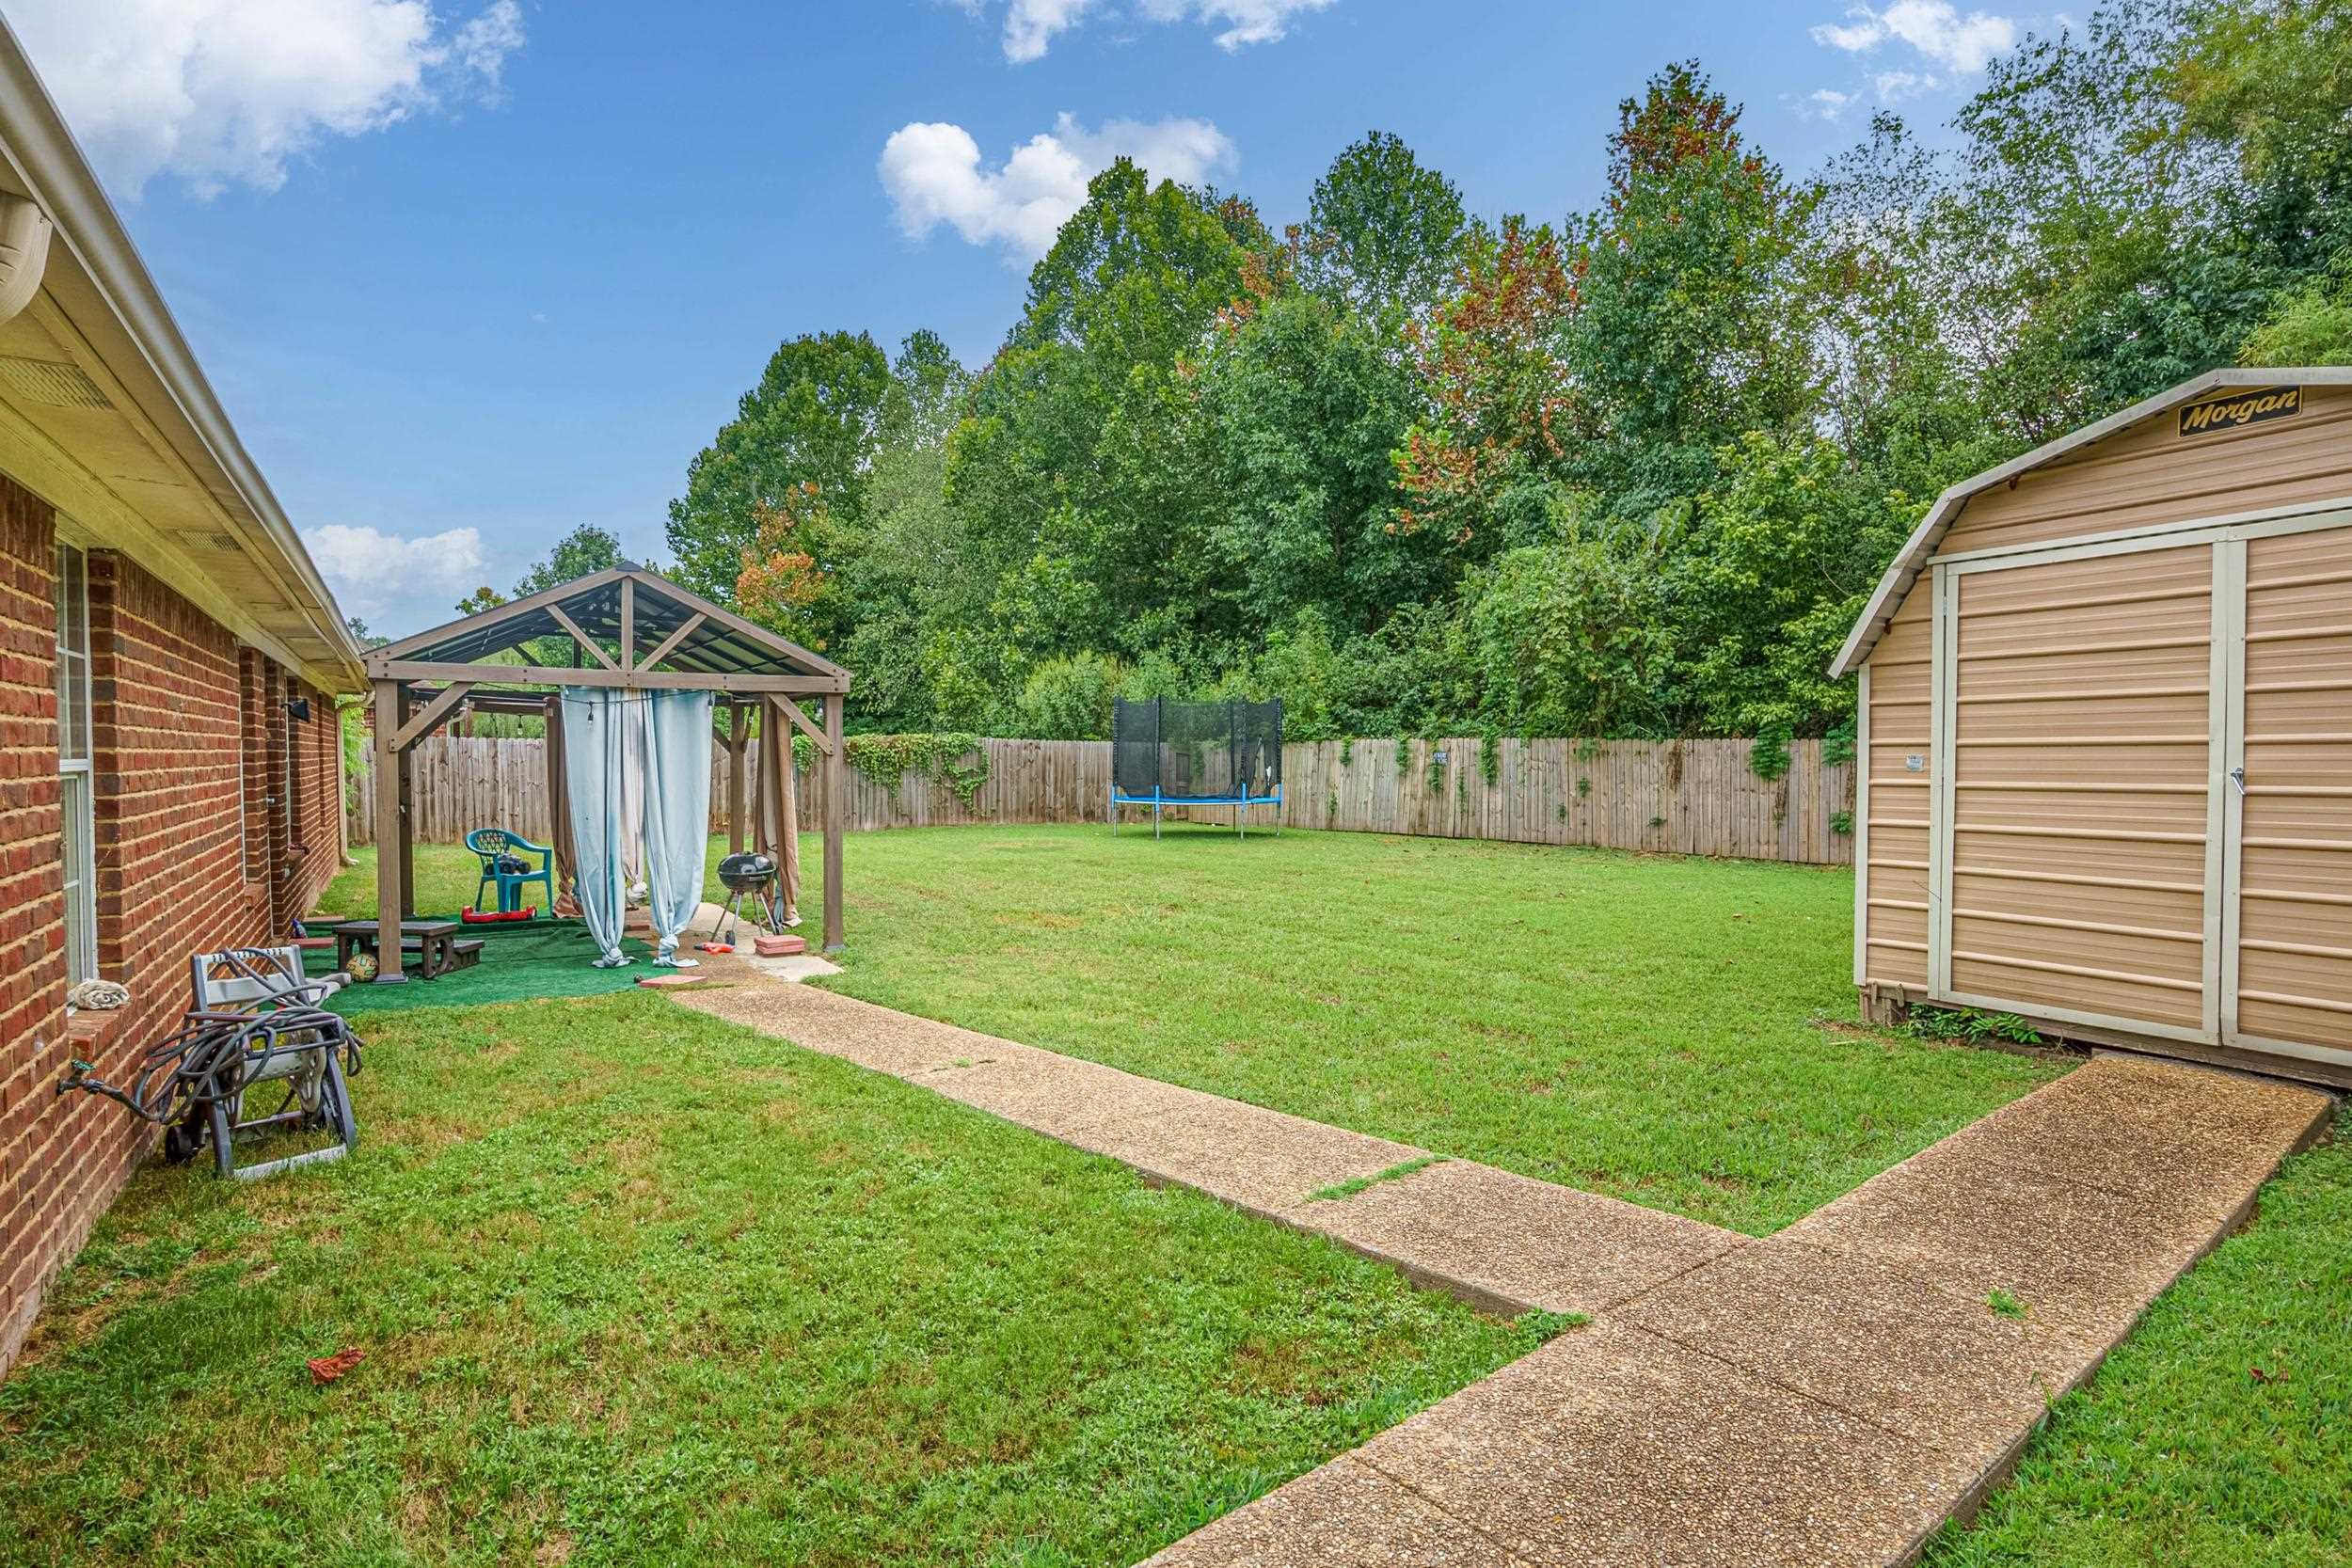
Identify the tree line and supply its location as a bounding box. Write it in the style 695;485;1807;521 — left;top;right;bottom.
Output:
544;1;2346;760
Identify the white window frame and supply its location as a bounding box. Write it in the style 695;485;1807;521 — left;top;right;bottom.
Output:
55;542;96;988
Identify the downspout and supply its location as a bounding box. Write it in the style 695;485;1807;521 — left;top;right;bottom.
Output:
0;192;52;324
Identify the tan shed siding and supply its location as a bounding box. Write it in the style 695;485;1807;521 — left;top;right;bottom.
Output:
1947;544;2215;1032
2234;525;2352;1051
1940;385;2352;558
1862;588;1933;989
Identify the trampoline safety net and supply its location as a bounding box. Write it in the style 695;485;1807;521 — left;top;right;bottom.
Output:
1112;698;1283;800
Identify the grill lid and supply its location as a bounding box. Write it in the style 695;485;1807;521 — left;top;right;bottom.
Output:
717;851;778;890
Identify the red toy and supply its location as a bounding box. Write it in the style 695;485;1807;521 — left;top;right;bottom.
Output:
460;906;539;925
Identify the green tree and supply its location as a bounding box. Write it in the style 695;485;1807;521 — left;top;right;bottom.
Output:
666;330;896;600
1935;0;2352;416
1196;290;1434;629
1015;653;1127;738
950;162;1260;659
1565;62;1819;511
516;524;628;594
1298;131;1469;325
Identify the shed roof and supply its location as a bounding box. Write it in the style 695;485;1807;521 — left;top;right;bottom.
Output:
374;564;845;682
1829;367;2352;679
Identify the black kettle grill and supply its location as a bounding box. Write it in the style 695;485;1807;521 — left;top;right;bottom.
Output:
710;851;784;943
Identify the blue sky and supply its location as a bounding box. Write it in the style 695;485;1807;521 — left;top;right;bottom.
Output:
9;0;2044;636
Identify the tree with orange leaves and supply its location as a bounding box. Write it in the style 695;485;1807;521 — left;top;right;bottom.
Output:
1392;214;1581;560
735;482;847;654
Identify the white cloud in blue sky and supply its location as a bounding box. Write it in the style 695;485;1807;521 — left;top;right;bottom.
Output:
965;0;1334;64
1811;0;2017;75
9;0;526;196
304;522;485;629
881;112;1238;260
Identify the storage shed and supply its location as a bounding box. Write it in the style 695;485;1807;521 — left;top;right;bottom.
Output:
1834;370;2352;1087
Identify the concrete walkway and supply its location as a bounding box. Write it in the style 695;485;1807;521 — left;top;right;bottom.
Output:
666;969;2333;1567
1141;1055;2332;1568
676;974;1739;1316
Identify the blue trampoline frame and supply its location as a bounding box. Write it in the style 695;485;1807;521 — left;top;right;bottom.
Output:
1109;785;1283;839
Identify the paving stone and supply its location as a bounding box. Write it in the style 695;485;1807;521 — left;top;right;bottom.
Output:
1057;1085;1428;1216
1283;1159;1743;1316
1137;1455;1535;1568
1621;1234;2110;1466
921;1050;1164;1134
1932;1055;2331;1222
1777;1147;2227;1339
660;968;2338;1568
676;982;1034;1078
1346;1323;1978;1568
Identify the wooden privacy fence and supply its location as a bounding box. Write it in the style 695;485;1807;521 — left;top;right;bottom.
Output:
350;735;1853;866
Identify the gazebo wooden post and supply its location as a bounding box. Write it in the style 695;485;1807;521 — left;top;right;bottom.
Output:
371;678;408;983
397;732;416;919
726;702;748;854
822;692;844;952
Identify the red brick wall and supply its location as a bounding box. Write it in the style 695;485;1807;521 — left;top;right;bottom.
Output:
0;476;345;1376
0;480;63;1372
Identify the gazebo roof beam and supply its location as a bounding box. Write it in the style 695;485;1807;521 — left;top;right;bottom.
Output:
366;657;848;695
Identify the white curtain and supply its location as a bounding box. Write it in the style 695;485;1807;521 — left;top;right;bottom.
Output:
560;689;631;967
640;689;714;964
619;695;648;902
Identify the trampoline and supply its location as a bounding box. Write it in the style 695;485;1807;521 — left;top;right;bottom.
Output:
1110;697;1283;837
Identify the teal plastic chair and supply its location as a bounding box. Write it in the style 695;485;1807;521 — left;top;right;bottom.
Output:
465;828;555;913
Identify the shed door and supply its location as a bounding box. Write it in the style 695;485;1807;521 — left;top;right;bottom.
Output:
1941;542;2220;1040
2224;524;2352;1060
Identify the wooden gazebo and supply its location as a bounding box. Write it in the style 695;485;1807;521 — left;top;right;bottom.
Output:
362;564;850;979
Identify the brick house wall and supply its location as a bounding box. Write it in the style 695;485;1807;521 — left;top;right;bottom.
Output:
0;474;345;1373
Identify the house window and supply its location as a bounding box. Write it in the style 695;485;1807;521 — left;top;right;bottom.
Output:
54;543;95;985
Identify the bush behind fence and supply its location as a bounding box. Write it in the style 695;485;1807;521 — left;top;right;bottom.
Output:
348;735;1854;866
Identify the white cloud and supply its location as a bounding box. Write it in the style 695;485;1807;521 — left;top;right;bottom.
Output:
1003;0;1099;62
1873;70;1941;102
974;0;1330;62
1135;0;1336;51
306;523;486;625
881;112;1237;261
1810;1;2016;72
1802;87;1855;121
8;0;526;197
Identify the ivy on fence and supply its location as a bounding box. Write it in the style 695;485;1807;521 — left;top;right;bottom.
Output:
792;732;990;809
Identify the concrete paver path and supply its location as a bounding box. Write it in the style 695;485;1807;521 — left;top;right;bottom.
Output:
668;968;2333;1567
1142;1055;2332;1568
677;972;1738;1315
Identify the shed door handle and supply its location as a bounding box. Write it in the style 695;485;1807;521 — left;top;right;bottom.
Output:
2230;766;2247;796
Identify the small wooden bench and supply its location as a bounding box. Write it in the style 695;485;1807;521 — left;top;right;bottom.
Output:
333;920;485;980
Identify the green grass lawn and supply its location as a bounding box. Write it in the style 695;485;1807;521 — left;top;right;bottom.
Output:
291;825;2350;1564
323;825;2057;1236
0;994;1550;1568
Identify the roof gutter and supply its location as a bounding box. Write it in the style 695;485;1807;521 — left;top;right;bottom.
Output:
0;17;364;687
